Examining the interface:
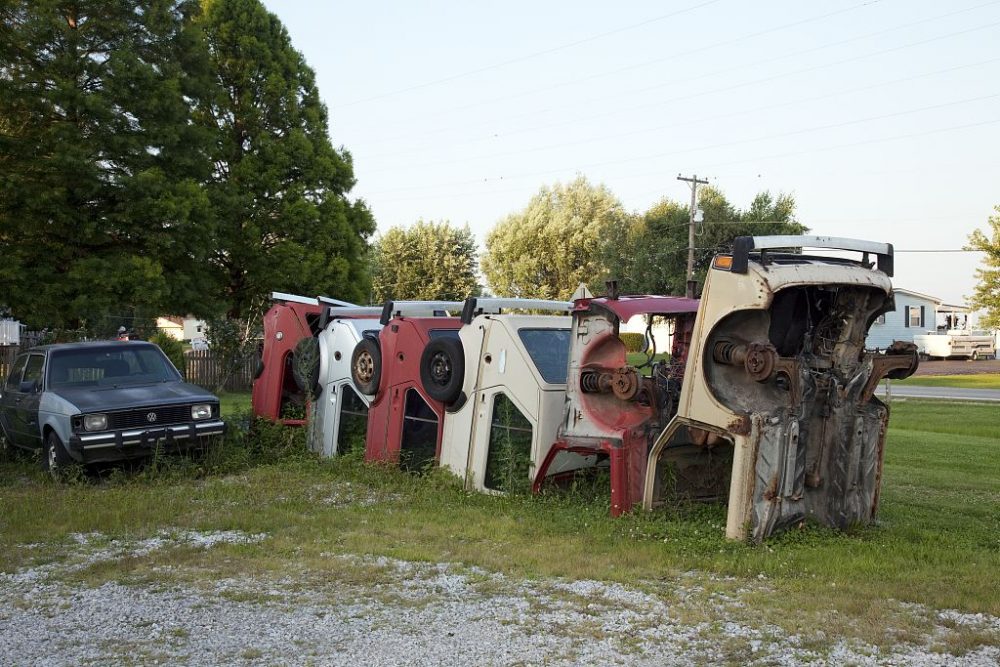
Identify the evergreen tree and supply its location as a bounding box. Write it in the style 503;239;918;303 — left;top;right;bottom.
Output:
0;0;217;329
199;0;375;317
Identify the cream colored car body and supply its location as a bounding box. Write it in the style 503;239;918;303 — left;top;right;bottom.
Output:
644;237;917;541
439;314;578;492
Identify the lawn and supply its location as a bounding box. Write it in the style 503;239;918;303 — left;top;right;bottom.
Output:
0;398;997;652
899;373;1000;389
217;391;251;417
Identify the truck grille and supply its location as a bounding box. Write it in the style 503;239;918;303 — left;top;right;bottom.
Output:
108;405;193;429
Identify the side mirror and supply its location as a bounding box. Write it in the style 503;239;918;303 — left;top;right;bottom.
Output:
19;379;37;393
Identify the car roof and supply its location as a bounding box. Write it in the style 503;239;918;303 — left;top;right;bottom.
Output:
27;341;159;354
574;295;700;320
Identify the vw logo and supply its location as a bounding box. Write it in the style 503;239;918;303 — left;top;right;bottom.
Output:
146;412;158;423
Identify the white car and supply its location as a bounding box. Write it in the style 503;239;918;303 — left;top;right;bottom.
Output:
310;306;383;457
643;236;919;541
432;298;578;493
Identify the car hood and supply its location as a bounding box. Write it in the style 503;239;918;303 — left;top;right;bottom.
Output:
53;382;217;412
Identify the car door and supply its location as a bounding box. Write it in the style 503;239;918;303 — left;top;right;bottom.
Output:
12;353;45;449
0;354;29;445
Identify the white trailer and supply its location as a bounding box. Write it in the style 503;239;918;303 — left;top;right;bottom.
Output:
912;330;996;360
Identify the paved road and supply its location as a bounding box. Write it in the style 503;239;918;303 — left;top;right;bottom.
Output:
879;384;1000;402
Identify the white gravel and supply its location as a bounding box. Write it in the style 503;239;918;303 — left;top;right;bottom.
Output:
1;532;997;666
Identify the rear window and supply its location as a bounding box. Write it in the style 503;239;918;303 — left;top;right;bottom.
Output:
48;346;180;387
517;329;571;384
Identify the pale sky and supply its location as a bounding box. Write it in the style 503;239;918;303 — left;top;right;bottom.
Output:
263;0;999;311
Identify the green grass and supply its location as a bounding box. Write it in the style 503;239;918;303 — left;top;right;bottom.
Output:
900;374;1000;389
217;392;251;418
0;399;997;652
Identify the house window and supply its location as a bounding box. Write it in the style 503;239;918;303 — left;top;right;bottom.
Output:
909;307;922;328
485;393;533;493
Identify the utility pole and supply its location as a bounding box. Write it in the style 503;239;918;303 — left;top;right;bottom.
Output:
677;173;709;298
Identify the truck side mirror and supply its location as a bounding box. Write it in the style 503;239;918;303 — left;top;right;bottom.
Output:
19;379;37;393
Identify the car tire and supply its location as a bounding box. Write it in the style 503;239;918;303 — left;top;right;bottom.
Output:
971;350;980;361
420;337;465;405
292;337;321;396
43;431;72;481
351;338;382;396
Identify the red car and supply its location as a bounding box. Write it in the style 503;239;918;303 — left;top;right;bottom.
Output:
351;301;465;470
251;292;355;425
532;294;700;516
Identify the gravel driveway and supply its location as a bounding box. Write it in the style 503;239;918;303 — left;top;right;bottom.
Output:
1;531;998;666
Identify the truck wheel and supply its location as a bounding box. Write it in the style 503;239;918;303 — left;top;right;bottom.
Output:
420;338;465;405
43;431;72;481
971;350;980;361
351;338;382;395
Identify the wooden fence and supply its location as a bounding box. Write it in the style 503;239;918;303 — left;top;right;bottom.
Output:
182;350;257;393
0;345;256;394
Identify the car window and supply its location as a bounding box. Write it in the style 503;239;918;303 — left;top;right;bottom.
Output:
22;354;45;389
5;355;28;390
399;389;438;472
485;393;533;492
48;346;181;387
517;329;571;385
336;385;368;455
428;329;459;341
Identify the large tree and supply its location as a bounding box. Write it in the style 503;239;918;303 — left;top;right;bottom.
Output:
606;187;806;296
199;0;374;317
482;176;628;299
966;205;1000;330
0;0;216;330
372;220;479;302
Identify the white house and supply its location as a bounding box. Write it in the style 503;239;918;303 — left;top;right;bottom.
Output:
866;288;942;350
156;315;208;342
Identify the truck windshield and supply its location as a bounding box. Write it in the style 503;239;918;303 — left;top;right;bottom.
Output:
518;329;571;384
48;346;181;387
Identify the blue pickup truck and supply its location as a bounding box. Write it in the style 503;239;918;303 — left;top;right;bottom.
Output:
0;341;225;476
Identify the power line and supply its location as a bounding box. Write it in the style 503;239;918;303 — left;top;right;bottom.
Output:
354;1;1000;150
363;95;999;195
353;0;892;137
365;56;1000;170
332;0;724;108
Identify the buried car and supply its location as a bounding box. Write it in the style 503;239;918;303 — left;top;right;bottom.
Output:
533;293;700;516
643;236;919;541
0;341;224;475
432;298;575;493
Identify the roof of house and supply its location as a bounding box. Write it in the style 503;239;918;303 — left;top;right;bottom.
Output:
892;288;942;304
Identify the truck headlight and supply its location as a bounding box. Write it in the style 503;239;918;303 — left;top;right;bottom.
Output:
83;414;108;431
191;404;213;420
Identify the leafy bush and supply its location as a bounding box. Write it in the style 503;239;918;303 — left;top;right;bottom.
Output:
149;331;186;377
619;332;646;353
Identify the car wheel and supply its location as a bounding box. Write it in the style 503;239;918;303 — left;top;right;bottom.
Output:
971;350;980;361
420;337;465;405
292;337;321;396
43;431;72;481
351;338;382;395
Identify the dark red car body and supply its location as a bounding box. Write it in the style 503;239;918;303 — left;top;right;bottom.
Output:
364;317;462;469
533;295;700;516
251;297;324;425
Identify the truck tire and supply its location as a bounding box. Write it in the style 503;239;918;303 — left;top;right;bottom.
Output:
420;338;465;405
351;338;382;396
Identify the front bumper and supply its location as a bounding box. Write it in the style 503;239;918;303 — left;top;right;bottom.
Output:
68;419;227;453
